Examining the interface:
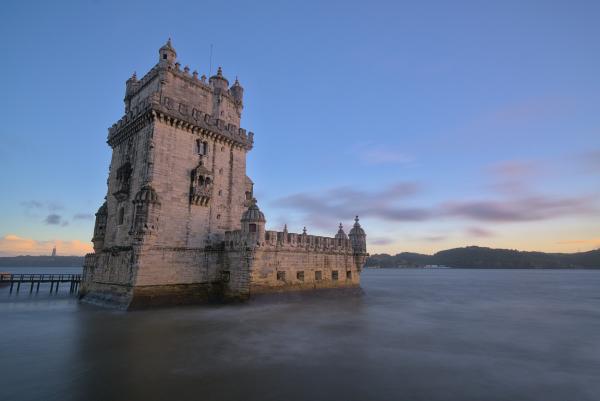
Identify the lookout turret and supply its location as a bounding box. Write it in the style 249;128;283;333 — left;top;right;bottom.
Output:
335;223;348;240
230;77;244;104
159;38;177;65
348;216;367;254
210;66;229;91
241;198;266;244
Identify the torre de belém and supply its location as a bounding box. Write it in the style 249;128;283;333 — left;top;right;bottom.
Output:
81;39;368;309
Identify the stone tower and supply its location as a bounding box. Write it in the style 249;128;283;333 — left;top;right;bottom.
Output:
83;39;255;307
82;40;367;309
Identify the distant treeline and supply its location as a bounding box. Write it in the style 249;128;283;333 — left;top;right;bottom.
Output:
366;246;600;269
0;256;85;267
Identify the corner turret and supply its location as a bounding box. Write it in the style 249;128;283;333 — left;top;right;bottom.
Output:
92;202;107;252
335;223;348;240
230;77;244;104
210;66;229;91
241;198;266;244
348;216;367;254
159;38;177;65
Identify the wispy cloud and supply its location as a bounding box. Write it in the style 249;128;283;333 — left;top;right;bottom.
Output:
0;234;92;256
369;237;394;246
44;214;69;226
274;182;429;230
350;142;414;165
466;227;494;237
441;195;595;222
487;160;540;194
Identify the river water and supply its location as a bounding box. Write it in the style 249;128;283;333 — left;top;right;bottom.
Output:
1;268;599;401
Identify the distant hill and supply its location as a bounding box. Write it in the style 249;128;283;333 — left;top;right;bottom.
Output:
0;256;85;267
366;246;600;269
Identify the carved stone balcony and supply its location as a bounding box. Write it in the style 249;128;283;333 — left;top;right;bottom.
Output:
190;185;212;206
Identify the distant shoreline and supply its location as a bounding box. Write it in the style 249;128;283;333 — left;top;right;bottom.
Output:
0;256;84;268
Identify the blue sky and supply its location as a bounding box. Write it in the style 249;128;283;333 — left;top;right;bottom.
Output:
0;0;599;256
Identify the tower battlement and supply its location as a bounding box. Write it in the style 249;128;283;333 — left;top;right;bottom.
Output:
81;40;367;309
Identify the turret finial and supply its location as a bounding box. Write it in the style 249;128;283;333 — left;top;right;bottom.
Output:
303;226;307;235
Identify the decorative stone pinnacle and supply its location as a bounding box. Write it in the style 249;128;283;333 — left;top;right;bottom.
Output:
184;65;190;73
192;70;198;79
339;222;343;230
303;227;307;235
217;66;223;76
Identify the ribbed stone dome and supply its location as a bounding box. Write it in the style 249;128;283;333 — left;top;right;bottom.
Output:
241;198;266;222
335;223;348;240
133;185;160;204
349;216;365;236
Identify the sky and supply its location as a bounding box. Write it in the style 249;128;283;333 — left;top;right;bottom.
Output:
0;0;599;256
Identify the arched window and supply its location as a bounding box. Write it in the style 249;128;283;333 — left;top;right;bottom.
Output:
249;223;257;233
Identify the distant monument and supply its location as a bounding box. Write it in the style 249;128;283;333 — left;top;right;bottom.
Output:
81;39;368;309
51;246;57;257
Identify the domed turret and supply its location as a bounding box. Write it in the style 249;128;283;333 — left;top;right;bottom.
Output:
159;38;177;64
348;216;367;254
209;66;229;90
241;198;266;244
335;223;348;240
92;201;108;252
241;197;265;223
230;77;244;103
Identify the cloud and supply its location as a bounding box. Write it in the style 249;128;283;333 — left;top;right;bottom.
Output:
73;213;94;221
0;234;93;256
466;227;494;237
369;237;394;246
422;235;446;242
44;214;63;225
21;200;66;218
487;160;539;194
350;142;414;165
441;195;595;222
274;182;430;230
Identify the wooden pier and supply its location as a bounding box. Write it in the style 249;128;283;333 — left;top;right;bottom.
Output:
0;273;82;294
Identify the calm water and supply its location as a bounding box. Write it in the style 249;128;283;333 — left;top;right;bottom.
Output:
1;268;599;401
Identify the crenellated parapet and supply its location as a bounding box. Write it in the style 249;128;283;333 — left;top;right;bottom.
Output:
224;228;354;253
107;91;254;149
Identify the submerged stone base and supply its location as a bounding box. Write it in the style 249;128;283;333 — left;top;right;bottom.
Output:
80;282;230;310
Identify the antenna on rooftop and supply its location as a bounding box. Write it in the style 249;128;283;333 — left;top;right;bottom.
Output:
209;44;213;76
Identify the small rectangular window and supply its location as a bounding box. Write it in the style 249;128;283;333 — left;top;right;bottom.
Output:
249;223;257;232
346;271;352;280
221;271;230;283
315;271;322;281
277;271;285;281
196;139;208;155
332;271;339;281
297;271;304;281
